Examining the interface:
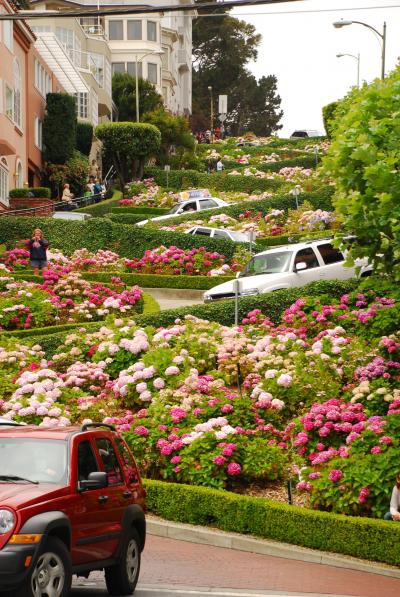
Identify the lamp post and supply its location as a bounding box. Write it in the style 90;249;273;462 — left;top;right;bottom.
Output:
134;49;163;122
333;19;386;80
336;52;360;88
207;85;214;143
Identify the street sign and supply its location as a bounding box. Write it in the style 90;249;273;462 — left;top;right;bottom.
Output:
219;113;227;123
164;165;171;172
218;95;228;114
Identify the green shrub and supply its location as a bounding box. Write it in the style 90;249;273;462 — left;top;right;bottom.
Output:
11;271;232;291
43;93;76;164
8;187;51;199
111;207;169;215
75;191;122;216
143;479;400;566
322;101;339;140
108;214;147;225
145;168;284;193
256;230;333;249
76;122;93;156
224;155;317;173
0;217;240;260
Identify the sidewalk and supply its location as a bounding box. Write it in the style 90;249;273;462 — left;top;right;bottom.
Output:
147;515;400;579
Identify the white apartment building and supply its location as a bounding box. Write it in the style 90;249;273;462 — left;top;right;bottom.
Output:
29;0;193;116
28;2;113;127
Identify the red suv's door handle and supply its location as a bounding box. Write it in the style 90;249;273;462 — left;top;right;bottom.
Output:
123;490;132;498
98;495;109;504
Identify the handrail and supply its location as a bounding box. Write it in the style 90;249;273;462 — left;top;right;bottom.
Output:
0;193;102;218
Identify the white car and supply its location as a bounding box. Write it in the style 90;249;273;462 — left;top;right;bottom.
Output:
185;226;250;243
52;211;91;221
203;239;371;302
136;197;229;227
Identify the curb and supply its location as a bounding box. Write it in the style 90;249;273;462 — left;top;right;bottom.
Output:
147;516;400;580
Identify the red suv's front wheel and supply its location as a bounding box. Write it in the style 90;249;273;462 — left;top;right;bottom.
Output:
15;536;72;597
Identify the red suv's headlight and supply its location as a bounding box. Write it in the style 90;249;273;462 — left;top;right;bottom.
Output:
0;509;15;535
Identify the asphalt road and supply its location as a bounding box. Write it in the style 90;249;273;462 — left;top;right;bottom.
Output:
70;535;400;597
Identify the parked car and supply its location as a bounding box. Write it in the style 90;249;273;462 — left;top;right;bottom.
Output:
290;130;323;138
136;197;229;227
0;422;146;596
203;239;371;302
0;417;26;427
185;226;251;243
52;211;92;221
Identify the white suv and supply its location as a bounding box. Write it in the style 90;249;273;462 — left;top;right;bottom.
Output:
203;239;371;302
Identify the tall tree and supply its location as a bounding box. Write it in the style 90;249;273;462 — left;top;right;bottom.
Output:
191;7;283;135
142;108;195;165
43;93;76;164
112;73;163;121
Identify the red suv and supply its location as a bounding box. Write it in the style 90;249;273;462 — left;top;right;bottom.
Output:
0;422;146;597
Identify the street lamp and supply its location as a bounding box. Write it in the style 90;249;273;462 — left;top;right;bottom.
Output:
134;49;164;122
336;52;360;88
333;19;386;80
207;85;214;143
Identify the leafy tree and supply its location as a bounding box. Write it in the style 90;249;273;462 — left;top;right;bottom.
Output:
47;151;89;198
96;122;161;186
191;7;282;135
142;108;195;166
76;122;93;156
43;93;76;164
323;71;400;280
112;73;163;121
227;74;283;136
13;0;30;8
322;101;340;139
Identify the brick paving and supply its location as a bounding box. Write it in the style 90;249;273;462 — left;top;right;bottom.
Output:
72;535;400;597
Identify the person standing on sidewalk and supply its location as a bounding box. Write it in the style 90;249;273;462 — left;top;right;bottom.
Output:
26;228;49;276
384;473;400;520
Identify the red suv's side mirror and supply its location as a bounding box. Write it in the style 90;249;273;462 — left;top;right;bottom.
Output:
79;471;108;491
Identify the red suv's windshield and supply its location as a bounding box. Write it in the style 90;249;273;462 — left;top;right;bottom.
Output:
0;438;68;484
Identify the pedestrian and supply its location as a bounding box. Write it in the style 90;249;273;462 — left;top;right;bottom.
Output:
384;473;400;521
93;178;103;202
207;159;213;174
89;159;100;179
216;159;224;172
26;228;49;276
62;183;74;203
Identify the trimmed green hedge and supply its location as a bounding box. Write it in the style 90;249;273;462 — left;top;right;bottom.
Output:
111;207;169;215
9;187;52;199
75;191;122;217
145;168;284;193
256;230;333;249
108;214;146;225
0;217;241;260
222;155;317;173
143;479;400;567
5;279;359;358
10;271;233;290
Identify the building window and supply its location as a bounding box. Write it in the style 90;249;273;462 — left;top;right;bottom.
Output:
147;63;157;84
0;158;9;206
147;21;157;42
35;117;43;149
15;160;23;188
111;62;125;76
161;48;169;69
89;53;104;87
13;59;21;128
34;59;51;98
109;20;123;40
31;25;51;33
5;85;13;121
91;89;98;127
127;20;142;40
55;27;75;62
75;92;89;119
127;62;142;78
3;21;13;51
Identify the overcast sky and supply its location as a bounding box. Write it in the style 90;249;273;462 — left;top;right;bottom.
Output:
231;0;400;136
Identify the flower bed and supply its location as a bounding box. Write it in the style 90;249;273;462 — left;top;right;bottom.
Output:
0;279;399;524
0;271;143;330
1;246;245;279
